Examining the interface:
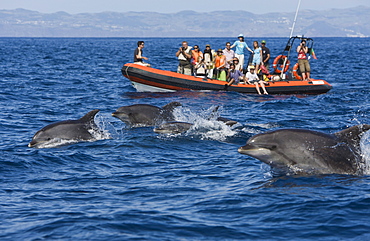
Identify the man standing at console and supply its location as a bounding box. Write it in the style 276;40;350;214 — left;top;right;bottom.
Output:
176;41;193;75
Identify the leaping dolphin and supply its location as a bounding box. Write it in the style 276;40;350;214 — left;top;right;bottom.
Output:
29;109;102;148
238;124;370;175
112;102;182;127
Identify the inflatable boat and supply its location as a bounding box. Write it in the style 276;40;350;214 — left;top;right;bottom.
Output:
121;63;332;95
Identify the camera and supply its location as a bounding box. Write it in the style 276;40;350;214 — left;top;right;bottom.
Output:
181;47;186;51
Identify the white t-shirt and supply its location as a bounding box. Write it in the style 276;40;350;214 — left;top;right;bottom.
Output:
245;71;259;81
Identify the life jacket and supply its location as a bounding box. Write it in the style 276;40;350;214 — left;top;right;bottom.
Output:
178;46;192;61
203;49;213;62
215;55;226;68
191;50;203;65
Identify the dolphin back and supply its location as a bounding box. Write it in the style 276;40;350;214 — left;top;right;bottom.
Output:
334;124;370;150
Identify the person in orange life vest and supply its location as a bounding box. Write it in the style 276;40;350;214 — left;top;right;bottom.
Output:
192;45;207;77
191;45;203;65
213;49;226;79
296;39;311;80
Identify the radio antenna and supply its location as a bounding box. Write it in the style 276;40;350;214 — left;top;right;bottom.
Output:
290;0;302;38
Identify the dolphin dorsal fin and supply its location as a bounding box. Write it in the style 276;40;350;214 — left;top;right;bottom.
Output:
162;102;182;111
334;124;370;148
79;109;100;123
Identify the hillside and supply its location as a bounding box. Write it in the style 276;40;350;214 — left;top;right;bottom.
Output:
0;6;368;37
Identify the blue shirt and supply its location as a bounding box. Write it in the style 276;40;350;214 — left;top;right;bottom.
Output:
229;69;243;80
232;40;249;55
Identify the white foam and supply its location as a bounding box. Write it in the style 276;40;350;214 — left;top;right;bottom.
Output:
360;130;370;175
171;105;237;141
93;115;115;140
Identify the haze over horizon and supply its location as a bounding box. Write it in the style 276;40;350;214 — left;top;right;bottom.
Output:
1;0;369;15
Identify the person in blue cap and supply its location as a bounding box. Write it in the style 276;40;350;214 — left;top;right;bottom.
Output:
230;34;253;71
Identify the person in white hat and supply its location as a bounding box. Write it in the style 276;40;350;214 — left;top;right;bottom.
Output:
245;65;268;95
230;34;253;71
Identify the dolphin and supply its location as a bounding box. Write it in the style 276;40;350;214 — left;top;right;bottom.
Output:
112;102;182;127
216;117;238;126
28;109;102;148
153;118;238;135
153;121;194;134
238;124;370;175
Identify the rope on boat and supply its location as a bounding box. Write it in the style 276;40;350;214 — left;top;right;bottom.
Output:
125;63;132;80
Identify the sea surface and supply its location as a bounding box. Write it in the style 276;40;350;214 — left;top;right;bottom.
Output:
0;37;369;240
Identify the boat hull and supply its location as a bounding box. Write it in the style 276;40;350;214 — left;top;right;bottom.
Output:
121;63;332;95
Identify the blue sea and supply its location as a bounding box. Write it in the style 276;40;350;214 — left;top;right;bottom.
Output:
1;37;370;240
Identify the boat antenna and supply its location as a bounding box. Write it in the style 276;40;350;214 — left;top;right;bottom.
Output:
290;0;302;38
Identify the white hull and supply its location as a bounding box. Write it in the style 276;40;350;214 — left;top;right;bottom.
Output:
131;81;176;92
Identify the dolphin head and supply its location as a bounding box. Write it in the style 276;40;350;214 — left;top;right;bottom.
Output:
28;129;55;148
112;104;162;126
111;108;131;124
238;131;296;170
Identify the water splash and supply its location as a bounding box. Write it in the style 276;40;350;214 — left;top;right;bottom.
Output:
94;114;116;140
169;105;238;141
360;130;370;175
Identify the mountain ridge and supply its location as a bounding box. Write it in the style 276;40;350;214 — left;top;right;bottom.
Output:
0;6;368;37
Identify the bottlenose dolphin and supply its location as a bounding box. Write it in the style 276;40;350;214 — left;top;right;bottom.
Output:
238;124;370;175
153;118;238;134
153;121;194;134
112;102;182;127
216;117;238;126
28;109;102;148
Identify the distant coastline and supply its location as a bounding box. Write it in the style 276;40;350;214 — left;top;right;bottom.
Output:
0;6;368;37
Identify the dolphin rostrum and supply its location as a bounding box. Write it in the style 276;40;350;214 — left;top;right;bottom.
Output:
238;124;370;175
112;102;182;127
28;109;102;148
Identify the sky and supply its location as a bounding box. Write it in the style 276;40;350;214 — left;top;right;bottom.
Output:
0;0;369;14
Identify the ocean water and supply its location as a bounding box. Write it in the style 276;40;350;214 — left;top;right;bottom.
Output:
0;37;370;240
